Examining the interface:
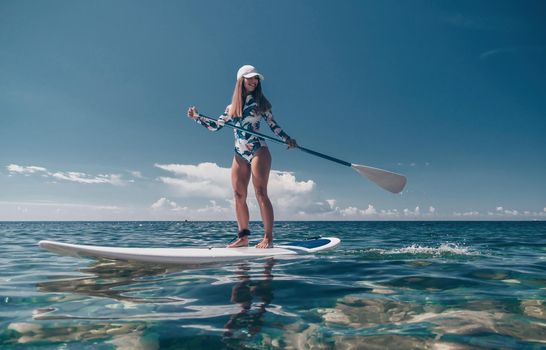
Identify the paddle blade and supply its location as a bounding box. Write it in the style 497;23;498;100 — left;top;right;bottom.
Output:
351;164;407;194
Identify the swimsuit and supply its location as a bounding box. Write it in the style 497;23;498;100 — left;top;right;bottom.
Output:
195;95;290;163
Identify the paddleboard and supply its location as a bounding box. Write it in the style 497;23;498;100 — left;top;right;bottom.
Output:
38;237;340;264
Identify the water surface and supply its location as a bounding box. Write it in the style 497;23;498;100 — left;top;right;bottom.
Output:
1;221;545;349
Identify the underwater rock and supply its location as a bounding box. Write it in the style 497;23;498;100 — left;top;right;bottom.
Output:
521;299;545;320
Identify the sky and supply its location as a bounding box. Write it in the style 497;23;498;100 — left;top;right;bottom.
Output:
1;0;545;221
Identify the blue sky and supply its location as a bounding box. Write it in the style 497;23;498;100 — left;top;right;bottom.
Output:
1;0;545;220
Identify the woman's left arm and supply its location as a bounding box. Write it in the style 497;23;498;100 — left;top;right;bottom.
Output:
263;110;297;148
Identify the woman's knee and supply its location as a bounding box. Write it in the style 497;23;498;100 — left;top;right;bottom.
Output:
233;188;247;202
254;186;269;202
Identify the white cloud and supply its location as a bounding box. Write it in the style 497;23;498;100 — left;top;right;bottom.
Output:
311;204;435;220
269;171;315;195
158;176;231;198
362;204;377;215
155;163;229;182
7;164;47;175
7;162;544;221
149;198;231;220
454;211;480;217
6;164;127;185
454;207;546;219
339;206;358;217
492;206;520;216
305;203;402;220
196;200;231;214
404;206;421;216
151;197;187;211
50;172;125;185
155;162;231;198
155;162;315;202
156;163;310;219
380;209;400;217
154;162;318;219
130;171;144;179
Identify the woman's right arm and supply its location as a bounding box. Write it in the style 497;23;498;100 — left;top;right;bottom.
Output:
187;106;230;132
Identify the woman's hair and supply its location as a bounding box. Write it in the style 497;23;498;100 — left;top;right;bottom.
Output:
228;77;272;117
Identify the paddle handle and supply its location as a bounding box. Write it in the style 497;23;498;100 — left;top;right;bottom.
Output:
196;114;351;167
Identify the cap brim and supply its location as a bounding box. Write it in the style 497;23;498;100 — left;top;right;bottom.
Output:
242;72;264;81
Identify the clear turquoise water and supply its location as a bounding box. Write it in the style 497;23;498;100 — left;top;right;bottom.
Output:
1;221;545;349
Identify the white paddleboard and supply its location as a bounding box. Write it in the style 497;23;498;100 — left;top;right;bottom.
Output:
38;237;340;264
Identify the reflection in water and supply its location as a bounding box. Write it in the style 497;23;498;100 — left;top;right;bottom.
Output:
36;259;189;303
11;258;278;348
223;259;275;340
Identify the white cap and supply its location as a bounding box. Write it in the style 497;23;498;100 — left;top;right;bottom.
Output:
236;65;264;81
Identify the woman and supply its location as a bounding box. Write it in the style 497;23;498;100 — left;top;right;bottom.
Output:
187;65;297;248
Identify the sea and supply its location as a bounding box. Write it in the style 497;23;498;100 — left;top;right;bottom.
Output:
0;221;545;349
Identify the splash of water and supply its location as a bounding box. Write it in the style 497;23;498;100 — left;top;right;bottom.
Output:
368;243;479;257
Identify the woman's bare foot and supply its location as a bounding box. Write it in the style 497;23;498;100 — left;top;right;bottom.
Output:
227;236;249;248
255;237;273;249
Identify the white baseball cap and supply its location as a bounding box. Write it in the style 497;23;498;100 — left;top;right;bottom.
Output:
236;65;264;81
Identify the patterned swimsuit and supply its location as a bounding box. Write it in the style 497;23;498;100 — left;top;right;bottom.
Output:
195;95;290;163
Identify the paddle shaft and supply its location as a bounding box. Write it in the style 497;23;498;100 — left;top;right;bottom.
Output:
198;114;352;167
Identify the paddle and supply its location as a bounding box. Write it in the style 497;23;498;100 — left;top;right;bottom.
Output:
196;114;407;193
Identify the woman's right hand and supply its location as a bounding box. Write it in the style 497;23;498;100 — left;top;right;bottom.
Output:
187;106;199;120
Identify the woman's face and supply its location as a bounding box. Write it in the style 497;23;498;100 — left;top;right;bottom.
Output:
243;76;259;93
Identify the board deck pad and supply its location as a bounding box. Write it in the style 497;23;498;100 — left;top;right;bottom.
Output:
283;238;332;249
39;237;340;264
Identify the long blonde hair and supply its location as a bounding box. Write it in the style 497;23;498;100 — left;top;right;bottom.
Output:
228;78;272;117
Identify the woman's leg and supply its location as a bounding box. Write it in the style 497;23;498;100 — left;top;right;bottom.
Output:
251;147;274;248
228;155;251;247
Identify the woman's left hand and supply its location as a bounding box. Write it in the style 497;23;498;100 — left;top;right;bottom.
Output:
286;137;298;149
